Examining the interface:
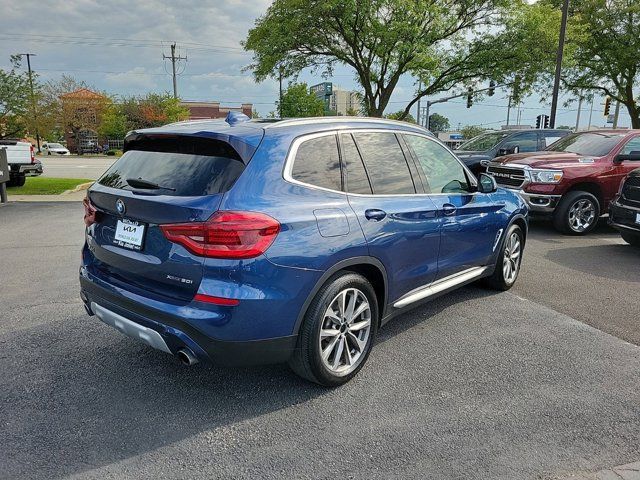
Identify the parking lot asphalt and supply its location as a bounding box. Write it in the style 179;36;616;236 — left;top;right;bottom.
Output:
37;156;116;179
1;202;639;480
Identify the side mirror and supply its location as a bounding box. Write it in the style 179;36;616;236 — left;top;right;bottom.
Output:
478;173;498;193
614;151;640;164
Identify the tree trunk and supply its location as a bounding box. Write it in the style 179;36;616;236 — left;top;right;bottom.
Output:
627;102;640;129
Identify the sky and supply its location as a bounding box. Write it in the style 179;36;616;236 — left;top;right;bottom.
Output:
0;0;632;130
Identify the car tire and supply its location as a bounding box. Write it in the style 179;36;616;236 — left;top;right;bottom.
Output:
620;231;640;247
289;272;378;386
47;151;51;155
483;223;524;291
553;191;600;235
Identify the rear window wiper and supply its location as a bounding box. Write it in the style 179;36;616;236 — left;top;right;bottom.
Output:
126;177;176;191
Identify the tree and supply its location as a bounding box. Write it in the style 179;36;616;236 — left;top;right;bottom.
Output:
0;56;32;139
245;0;549;119
277;83;325;117
427;113;450;132
99;104;128;139
460;125;487;139
555;0;640;128
385;111;416;123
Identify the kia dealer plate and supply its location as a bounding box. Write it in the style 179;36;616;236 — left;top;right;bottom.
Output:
113;219;146;251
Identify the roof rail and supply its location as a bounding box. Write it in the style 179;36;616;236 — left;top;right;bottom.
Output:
263;116;430;131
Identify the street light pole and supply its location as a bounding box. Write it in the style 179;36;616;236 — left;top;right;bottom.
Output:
549;0;570;129
17;53;40;152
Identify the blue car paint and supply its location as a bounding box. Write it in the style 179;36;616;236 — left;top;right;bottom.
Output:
80;117;527;366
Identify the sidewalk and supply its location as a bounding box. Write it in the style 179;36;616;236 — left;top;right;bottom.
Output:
7;190;86;202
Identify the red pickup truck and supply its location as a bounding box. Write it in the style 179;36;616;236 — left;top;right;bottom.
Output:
486;130;640;234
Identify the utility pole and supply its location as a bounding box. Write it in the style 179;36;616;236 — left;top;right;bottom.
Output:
416;80;422;126
17;53;40;152
613;100;621;128
506;95;512;127
575;94;583;131
278;66;283;118
587;97;594;131
163;43;186;99
550;0;570;128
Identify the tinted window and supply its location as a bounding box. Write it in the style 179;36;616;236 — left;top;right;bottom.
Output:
621;137;640;154
404;134;470;194
353;132;415;194
546;132;625;156
457;131;509;151
98;150;244;197
291;135;341;191
340;134;372;194
503;132;538;152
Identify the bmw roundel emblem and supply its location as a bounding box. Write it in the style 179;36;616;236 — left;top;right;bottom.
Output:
115;199;126;215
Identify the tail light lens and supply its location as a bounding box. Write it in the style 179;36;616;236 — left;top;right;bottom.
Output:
160;211;280;259
83;196;98;227
30;145;35;164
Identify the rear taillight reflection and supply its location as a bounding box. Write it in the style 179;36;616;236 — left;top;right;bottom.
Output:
160;211;280;259
83;196;98;227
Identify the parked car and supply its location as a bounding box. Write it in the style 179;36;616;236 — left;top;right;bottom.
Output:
609;167;640;246
0;139;42;187
455;129;571;176
487;130;640;235
41;142;70;155
80;115;528;386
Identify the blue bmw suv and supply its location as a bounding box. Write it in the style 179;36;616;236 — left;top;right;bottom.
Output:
80;114;528;386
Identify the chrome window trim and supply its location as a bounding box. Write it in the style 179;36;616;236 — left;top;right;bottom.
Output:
283;128;447;198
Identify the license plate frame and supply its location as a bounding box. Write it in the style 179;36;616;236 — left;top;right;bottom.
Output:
113;218;146;251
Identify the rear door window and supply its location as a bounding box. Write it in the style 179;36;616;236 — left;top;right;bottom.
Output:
340;133;372;194
291;134;342;191
353;132;416;194
503;132;539;152
98;136;245;196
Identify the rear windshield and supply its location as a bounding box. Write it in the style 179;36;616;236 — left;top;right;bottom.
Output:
97;137;245;196
546;132;625;156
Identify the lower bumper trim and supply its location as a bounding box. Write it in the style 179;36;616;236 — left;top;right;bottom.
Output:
91;301;172;354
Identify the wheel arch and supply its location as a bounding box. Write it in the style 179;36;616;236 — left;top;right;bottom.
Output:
565;181;604;209
292;256;388;335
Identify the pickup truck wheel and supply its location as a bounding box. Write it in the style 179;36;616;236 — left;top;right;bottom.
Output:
553;191;600;235
483;224;524;291
620;231;640;247
14;175;26;187
289;272;377;386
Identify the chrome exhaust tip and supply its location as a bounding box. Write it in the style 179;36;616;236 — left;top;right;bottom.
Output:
177;348;199;366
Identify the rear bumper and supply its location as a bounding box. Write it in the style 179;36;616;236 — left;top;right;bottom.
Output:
80;268;298;366
14;163;43;177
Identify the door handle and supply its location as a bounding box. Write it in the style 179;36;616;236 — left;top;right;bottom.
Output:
442;203;457;216
365;209;387;221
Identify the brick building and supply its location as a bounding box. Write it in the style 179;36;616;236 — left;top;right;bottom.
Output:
179;101;253;120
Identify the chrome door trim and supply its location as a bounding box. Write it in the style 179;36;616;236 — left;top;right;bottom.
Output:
393;266;489;308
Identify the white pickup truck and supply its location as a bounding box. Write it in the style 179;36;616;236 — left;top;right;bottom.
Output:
0;140;43;187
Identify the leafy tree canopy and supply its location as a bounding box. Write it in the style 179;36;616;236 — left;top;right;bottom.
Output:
385;110;416;123
460;125;488;139
278;82;326;117
0;56;33;139
244;0;558;118
428;113;450;132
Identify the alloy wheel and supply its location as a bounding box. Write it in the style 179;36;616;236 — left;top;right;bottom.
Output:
502;231;521;284
319;288;372;376
568;199;596;232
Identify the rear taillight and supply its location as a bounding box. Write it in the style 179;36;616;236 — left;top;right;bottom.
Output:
83;196;98;227
30;145;35;164
160;211;280;259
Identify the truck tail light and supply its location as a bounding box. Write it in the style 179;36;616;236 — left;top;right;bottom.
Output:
160;211;280;259
30;145;35;164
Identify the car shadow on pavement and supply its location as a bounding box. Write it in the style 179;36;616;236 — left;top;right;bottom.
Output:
544;243;639;283
527;217;620;242
1;285;499;480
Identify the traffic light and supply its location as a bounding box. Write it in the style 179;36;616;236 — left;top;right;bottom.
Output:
466;87;473;108
544;115;549;128
604;96;611;116
488;80;496;97
536;115;542;129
